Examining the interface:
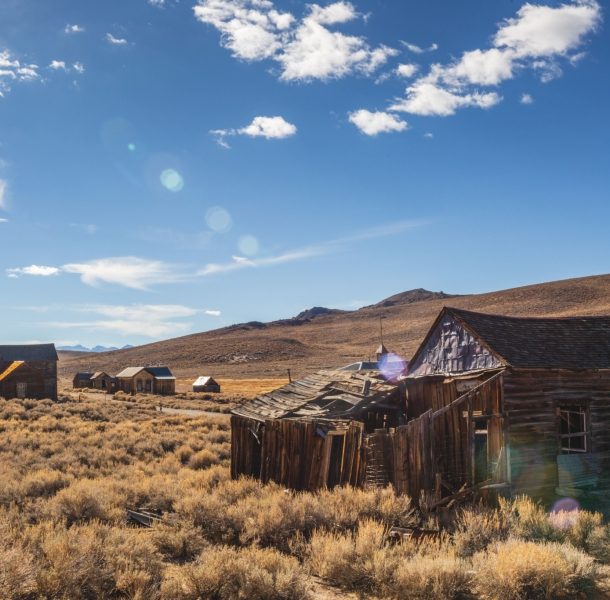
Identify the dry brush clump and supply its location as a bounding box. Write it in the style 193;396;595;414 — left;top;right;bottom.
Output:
3;396;610;599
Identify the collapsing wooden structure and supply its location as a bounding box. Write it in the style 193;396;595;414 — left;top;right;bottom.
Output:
231;307;610;504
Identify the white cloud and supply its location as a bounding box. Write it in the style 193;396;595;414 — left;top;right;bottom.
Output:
64;24;85;34
211;115;296;147
62;257;179;290
396;63;418;78
0;179;7;208
106;33;128;45
73;62;85;74
390;82;501;117
520;92;534;104
148;0;166;5
205;309;222;316
348;109;408;135
193;0;396;81
401;41;438;54
494;0;601;58
381;1;600;119
49;60;67;71
7;265;60;277
423;132;434;139
0;217;8;223
0;50;40;96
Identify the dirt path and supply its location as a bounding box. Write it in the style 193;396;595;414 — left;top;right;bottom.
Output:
155;406;229;419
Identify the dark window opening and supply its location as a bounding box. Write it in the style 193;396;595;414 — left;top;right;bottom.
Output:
474;418;488;483
327;435;345;488
558;406;588;454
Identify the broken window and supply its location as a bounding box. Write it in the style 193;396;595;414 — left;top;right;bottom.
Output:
558;406;588;454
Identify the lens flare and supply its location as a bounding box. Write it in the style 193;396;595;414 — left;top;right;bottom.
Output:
127;143;136;152
379;352;408;382
238;234;259;256
206;206;232;233
551;497;580;515
160;169;184;192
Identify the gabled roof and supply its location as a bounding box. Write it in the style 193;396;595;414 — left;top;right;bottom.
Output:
411;307;610;371
146;366;175;380
0;344;58;361
193;376;217;386
116;367;146;378
0;361;25;382
233;369;401;422
91;371;111;379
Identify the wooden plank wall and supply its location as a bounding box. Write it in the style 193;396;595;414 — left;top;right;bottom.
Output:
504;369;610;499
231;415;262;479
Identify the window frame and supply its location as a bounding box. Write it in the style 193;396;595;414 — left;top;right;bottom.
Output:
557;404;590;454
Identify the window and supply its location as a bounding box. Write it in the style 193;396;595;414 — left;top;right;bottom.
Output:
558;406;588;454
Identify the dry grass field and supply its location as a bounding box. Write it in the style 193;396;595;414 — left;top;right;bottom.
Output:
2;395;610;599
59;274;610;380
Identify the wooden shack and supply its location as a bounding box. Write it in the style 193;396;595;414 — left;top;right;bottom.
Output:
192;376;220;393
90;371;116;392
0;361;46;399
231;369;405;490
397;307;610;503
0;344;58;400
73;372;94;389
116;366;175;395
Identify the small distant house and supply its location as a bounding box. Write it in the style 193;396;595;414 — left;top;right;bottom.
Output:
192;376;221;393
73;372;94;389
90;372;116;392
116;366;175;395
0;344;58;400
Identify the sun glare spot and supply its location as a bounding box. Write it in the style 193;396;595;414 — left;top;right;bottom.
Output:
238;234;259;256
379;352;408;382
206;206;232;233
127;143;136;152
160;168;184;192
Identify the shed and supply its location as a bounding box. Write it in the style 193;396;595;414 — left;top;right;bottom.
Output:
0;361;46;399
146;366;176;395
73;372;94;389
231;369;404;490
0;344;58;400
192;376;220;393
90;371;116;392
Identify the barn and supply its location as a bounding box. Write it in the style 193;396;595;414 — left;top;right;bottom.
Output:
116;366;175;395
192;376;220;393
231;369;404;490
0;344;58;400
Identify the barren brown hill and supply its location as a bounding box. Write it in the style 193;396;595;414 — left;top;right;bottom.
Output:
59;274;610;380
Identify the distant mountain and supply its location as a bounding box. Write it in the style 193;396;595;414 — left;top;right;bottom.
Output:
58;344;134;353
59;275;610;380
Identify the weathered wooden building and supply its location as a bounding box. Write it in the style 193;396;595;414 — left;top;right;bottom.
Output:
116;366;175;395
73;372;95;389
192;376;221;393
231;308;610;505
400;307;610;503
0;344;58;400
90;371;116;392
231;369;404;490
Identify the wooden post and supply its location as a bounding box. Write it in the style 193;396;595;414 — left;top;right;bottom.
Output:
287;369;292;383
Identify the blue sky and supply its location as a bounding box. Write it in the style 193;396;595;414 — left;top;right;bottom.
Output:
0;0;608;346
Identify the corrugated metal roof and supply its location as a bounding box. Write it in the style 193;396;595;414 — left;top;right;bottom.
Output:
146;366;175;380
233;369;400;422
0;361;25;382
193;376;216;386
0;344;58;361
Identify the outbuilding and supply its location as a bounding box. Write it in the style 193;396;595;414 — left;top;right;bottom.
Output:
116;366;175;395
0;344;58;400
90;371;116;392
73;372;94;389
192;376;221;393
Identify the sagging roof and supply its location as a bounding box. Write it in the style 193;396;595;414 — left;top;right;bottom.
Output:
193;376;217;386
233;369;401;422
412;307;610;371
146;366;175;380
0;344;58;362
0;361;25;382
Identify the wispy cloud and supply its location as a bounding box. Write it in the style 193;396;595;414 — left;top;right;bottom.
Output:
348;109;408;136
0;49;39;97
211;115;297;148
64;24;85;34
520;92;534;105
401;41;438;54
194;0;397;82
0;218;8;223
0;179;7;209
7;265;60;278
106;33;128;46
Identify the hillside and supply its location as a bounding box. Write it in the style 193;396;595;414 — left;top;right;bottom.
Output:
59;273;610;379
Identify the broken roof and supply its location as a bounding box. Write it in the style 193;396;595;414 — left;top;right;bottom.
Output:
233;369;401;422
411;307;610;371
0;344;58;361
